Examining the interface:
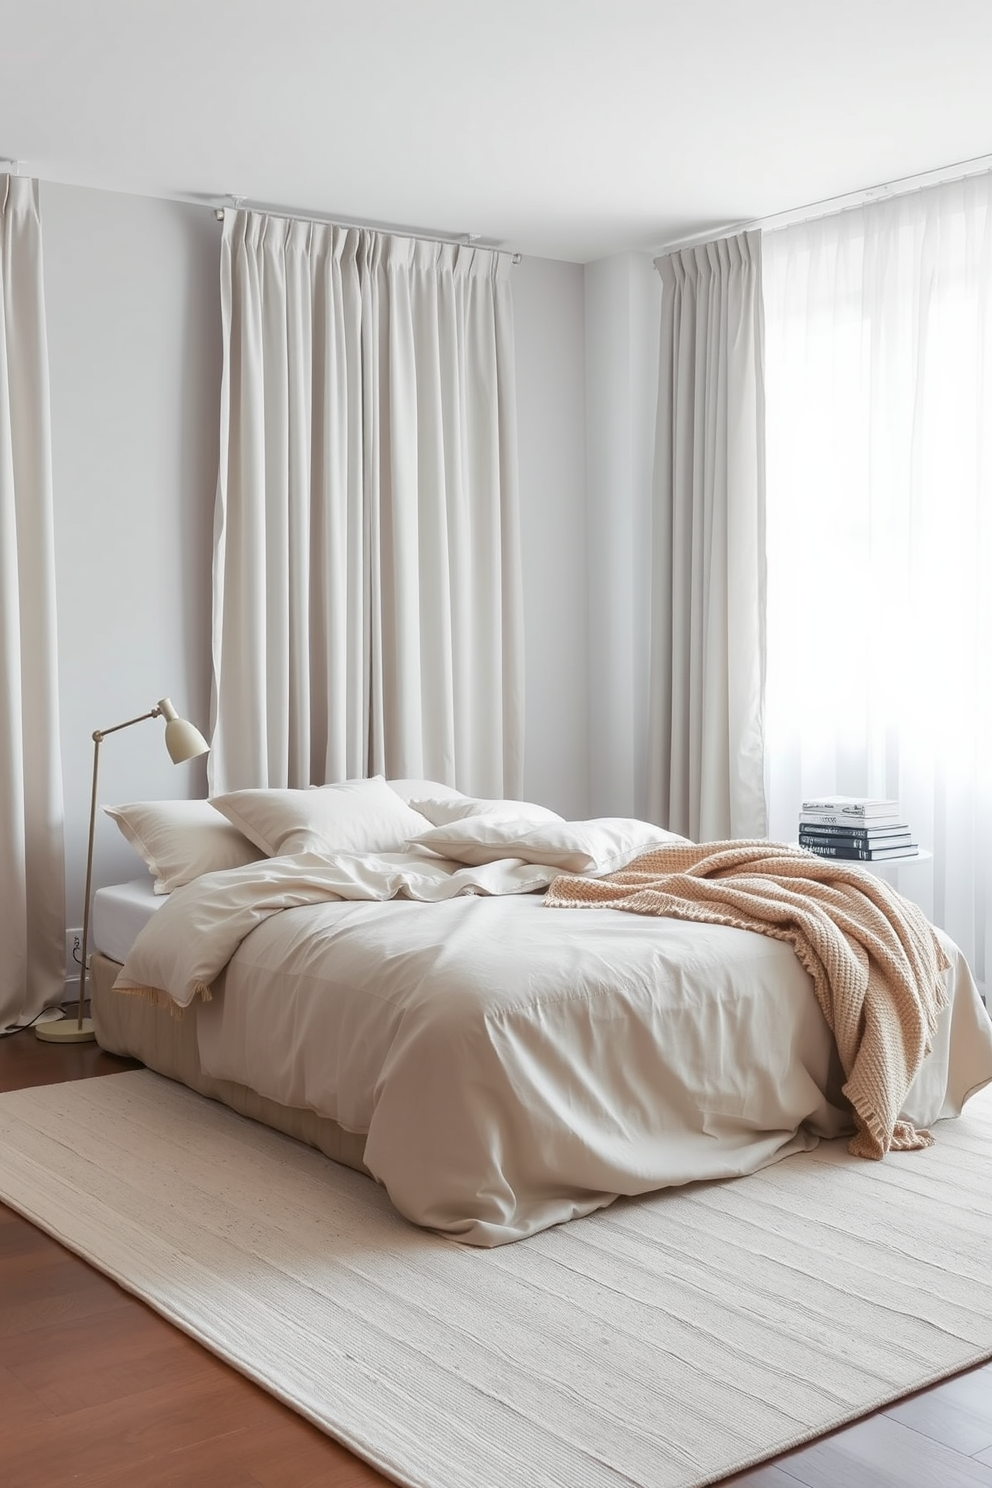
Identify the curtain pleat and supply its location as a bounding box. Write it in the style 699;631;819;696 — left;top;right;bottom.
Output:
0;176;65;1026
210;212;522;797
367;237;521;792
211;214;369;790
648;231;767;841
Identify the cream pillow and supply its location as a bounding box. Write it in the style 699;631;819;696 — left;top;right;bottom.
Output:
408;794;563;828
104;799;263;894
210;775;430;856
408;816;689;875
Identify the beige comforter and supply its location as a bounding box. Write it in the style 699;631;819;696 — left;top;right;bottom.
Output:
546;840;951;1160
110;835;990;1243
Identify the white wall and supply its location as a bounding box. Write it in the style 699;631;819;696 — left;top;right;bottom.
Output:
583;252;661;818
513;254;590;818
43;183;221;925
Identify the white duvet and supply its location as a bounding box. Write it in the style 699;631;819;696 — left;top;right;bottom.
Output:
116;847;992;1245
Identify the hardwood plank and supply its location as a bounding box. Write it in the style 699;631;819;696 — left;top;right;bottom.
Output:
0;1030;139;1093
7;1304;218;1416
769;1413;992;1488
3;1371;265;1488
0;1207;68;1267
0;1362;57;1428
89;1449;273;1488
884;1361;992;1456
0;1253;133;1342
1;1363;390;1488
0;1213;137;1318
715;1461;809;1486
246;1420;405;1488
921;1360;992;1417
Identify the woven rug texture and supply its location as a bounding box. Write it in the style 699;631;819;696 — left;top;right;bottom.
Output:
1;1070;990;1488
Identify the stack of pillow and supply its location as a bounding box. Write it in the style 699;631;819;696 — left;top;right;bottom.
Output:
104;775;686;895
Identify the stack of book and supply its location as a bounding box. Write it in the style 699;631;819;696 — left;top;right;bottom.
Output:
798;796;918;861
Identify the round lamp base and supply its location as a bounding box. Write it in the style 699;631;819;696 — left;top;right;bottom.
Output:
35;1015;97;1044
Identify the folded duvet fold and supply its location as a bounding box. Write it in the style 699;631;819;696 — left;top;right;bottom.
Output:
545;840;951;1160
114;849;558;1009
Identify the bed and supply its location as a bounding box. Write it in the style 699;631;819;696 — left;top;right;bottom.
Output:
90;777;992;1247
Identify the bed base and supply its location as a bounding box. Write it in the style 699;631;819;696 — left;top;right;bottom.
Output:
90;952;372;1178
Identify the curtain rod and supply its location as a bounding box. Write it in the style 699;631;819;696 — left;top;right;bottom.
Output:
653;149;992;257
212;194;523;262
0;161;523;263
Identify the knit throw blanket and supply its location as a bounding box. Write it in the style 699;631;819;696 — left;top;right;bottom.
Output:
545;840;951;1159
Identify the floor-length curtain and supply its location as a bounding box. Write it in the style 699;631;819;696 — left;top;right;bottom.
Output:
0;176;64;1026
211;212;368;791
648;230;767;841
763;173;992;985
210;210;523;798
365;234;521;791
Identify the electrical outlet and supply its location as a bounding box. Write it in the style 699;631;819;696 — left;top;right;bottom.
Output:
65;929;82;975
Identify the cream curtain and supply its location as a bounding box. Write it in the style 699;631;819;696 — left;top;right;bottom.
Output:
648;231;767;841
211;214;367;791
0;177;65;1027
210;211;522;797
762;173;992;986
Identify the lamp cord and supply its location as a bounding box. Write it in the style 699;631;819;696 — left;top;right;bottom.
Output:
1;1005;70;1038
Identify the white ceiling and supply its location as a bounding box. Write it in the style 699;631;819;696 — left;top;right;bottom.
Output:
4;0;992;262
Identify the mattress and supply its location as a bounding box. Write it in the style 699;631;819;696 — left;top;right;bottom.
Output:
92;877;164;963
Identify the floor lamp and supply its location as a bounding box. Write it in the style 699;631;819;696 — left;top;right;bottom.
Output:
36;698;209;1044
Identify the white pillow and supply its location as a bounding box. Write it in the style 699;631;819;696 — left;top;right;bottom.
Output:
409;794;563;828
103;799;263;894
386;778;468;808
210;775;431;856
408;817;689;875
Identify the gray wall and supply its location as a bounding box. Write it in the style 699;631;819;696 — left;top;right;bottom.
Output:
44;183;221;925
584;252;661;819
513;254;589;819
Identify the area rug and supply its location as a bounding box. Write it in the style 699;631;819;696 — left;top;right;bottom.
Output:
1;1073;991;1488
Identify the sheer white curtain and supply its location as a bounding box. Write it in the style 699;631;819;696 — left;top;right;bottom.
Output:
648;231;767;840
763;173;992;985
210;211;522;797
0;176;64;1026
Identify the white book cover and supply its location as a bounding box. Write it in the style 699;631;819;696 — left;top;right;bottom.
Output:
800;795;900;819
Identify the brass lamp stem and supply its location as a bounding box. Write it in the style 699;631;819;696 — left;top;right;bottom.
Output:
76;711;161;1029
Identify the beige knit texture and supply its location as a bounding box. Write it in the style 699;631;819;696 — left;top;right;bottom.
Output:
545;840;951;1159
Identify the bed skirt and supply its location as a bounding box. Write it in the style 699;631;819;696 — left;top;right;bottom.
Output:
90;952;372;1178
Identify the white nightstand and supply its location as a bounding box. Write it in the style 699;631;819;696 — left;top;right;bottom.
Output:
843;848;932;881
793;846;933;910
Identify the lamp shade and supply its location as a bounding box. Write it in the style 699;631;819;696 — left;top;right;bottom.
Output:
158;698;210;764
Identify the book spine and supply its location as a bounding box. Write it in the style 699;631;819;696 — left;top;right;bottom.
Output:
799;828;909;845
799;814;903;830
801;843;868;857
800;842;909;856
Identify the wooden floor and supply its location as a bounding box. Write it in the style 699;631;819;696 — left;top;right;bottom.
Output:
1;1034;991;1488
